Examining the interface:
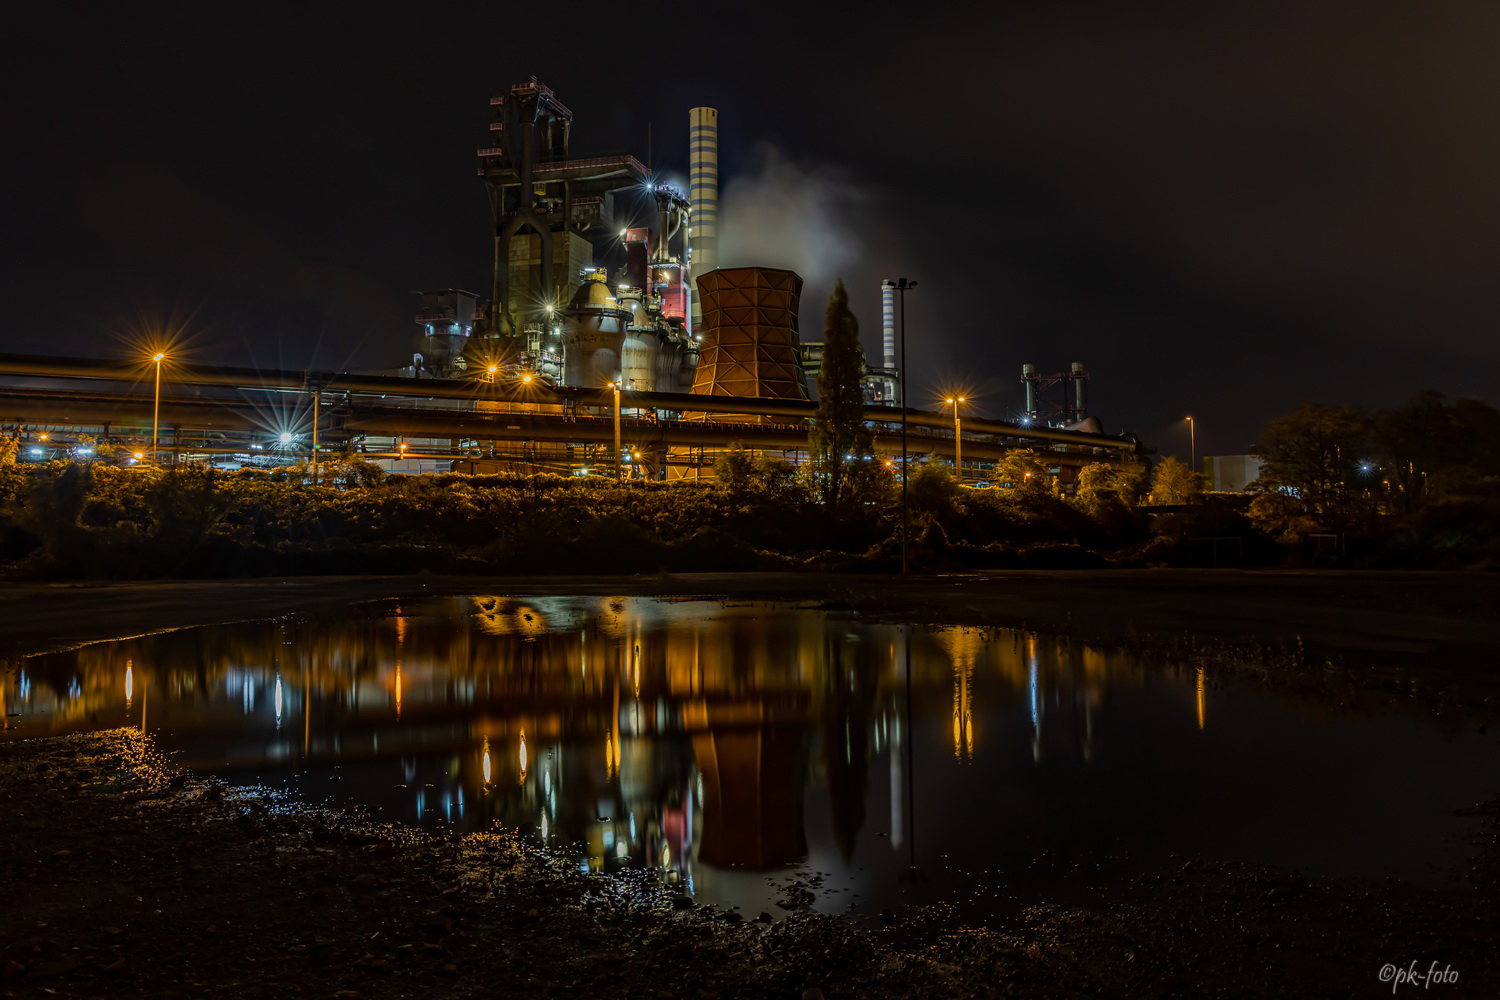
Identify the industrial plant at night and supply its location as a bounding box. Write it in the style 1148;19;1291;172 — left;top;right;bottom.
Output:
7;5;1500;997
0;79;1137;483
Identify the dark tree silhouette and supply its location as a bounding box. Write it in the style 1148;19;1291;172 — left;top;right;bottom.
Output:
809;280;872;517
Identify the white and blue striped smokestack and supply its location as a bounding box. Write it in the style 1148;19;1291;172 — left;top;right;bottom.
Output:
688;107;718;333
881;279;897;369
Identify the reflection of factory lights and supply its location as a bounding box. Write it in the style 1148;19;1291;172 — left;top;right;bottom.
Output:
953;664;973;761
1196;667;1206;731
124;661;133;708
605;728;617;780
394;664;402;720
482;736;492;784
518;730;528;786
274;673;283;729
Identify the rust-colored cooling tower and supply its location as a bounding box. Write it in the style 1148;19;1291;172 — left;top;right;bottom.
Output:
687;267;809;417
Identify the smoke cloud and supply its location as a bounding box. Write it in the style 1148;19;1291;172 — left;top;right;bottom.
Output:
716;146;868;287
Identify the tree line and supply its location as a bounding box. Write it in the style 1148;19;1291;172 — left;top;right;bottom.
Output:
1;284;1495;578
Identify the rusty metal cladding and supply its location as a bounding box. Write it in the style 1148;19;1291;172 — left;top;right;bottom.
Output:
687;267;809;420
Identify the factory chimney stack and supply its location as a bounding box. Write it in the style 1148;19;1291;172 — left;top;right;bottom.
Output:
688;107;719;331
1071;361;1088;417
880;280;896;370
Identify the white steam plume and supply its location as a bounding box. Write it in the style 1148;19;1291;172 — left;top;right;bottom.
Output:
715;146;866;286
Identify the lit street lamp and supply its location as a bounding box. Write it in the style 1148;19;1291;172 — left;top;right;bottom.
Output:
1186;415;1196;471
150;352;166;464
608;381;623;481
946;397;966;483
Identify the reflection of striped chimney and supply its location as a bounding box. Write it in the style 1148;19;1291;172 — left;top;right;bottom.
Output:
689;108;719;328
881;279;896;369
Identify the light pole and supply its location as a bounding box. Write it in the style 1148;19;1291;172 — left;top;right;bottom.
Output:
946;396;966;483
151;352;165;464
894;278;917;574
1186;415;1196;472
608;381;623;481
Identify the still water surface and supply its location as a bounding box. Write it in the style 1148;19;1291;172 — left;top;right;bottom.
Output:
4;596;1495;919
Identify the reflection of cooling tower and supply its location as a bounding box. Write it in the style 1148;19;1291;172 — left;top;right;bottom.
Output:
688;267;808;414
692;726;807;870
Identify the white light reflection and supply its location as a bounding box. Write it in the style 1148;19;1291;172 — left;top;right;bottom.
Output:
274;674;284;729
124;661;133;708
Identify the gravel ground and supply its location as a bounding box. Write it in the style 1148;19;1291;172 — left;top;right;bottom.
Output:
2;728;1496;999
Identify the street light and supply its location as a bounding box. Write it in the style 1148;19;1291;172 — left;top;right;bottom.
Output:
1186;415;1196;471
151;352;165;464
607;381;623;481
893;278;917;574
945;397;966;483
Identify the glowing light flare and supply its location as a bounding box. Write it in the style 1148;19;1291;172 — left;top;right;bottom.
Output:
482;736;492;784
274;674;284;729
124;660;133;707
394;664;403;721
518;730;528;786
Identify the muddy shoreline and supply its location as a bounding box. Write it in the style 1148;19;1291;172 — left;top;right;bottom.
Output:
3;729;1495;999
4;570;1500;997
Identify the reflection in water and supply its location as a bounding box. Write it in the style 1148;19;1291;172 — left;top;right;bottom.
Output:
2;596;1493;918
1197;666;1207;730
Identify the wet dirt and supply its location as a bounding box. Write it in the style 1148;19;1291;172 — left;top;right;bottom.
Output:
3;727;1496;999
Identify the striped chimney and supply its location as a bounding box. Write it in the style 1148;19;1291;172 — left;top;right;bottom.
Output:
689;107;719;287
881;279;897;369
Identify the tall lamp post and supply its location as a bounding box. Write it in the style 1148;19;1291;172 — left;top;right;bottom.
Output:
946;396;966;483
151;352;165;464
894;278;917;574
608;381;623;481
1186;415;1196;472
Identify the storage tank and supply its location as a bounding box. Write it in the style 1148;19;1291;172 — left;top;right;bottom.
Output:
560;269;629;387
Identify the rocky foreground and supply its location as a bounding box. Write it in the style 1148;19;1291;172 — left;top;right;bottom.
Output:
2;728;1496;999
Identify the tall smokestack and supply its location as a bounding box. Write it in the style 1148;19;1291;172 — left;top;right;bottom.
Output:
880;279;896;369
689;107;719;328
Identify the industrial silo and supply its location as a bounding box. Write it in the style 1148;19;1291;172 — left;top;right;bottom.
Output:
560;269;629;388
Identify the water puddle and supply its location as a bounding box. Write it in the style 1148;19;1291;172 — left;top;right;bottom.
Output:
4;595;1495;920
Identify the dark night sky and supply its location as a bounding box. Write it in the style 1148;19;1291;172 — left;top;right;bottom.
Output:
6;0;1499;460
